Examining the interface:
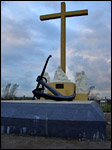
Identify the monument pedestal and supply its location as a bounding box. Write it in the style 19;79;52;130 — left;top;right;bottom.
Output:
47;83;88;100
48;82;76;97
1;100;106;139
44;67;88;101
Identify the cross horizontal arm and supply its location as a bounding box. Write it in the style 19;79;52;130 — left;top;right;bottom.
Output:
40;13;61;21
65;9;88;18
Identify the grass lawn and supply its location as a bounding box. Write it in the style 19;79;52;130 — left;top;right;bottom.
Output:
101;103;111;112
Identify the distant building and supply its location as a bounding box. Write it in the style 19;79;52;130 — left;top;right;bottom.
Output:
100;99;107;106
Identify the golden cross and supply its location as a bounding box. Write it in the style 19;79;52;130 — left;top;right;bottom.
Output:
40;2;88;73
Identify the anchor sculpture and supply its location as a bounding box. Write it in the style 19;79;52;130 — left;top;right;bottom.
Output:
32;55;76;101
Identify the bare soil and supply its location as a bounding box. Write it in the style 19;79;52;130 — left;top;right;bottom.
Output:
1;113;111;149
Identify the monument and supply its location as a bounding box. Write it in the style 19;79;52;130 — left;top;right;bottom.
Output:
1;2;106;140
40;2;88;100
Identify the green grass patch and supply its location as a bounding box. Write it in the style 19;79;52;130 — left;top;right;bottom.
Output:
101;104;111;112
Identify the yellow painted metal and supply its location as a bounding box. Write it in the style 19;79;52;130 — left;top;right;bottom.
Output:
74;93;88;100
40;13;61;21
61;2;66;73
65;9;88;17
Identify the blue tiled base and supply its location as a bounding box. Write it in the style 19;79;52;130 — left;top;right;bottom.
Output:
1;100;106;139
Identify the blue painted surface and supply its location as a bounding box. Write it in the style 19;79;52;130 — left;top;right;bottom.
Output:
1;101;106;139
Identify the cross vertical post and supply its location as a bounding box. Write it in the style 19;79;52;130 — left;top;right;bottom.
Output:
61;2;66;73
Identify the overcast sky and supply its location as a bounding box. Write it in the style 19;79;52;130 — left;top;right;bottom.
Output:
1;1;111;98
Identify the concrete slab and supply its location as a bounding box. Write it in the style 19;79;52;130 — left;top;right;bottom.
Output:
1;100;106;139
